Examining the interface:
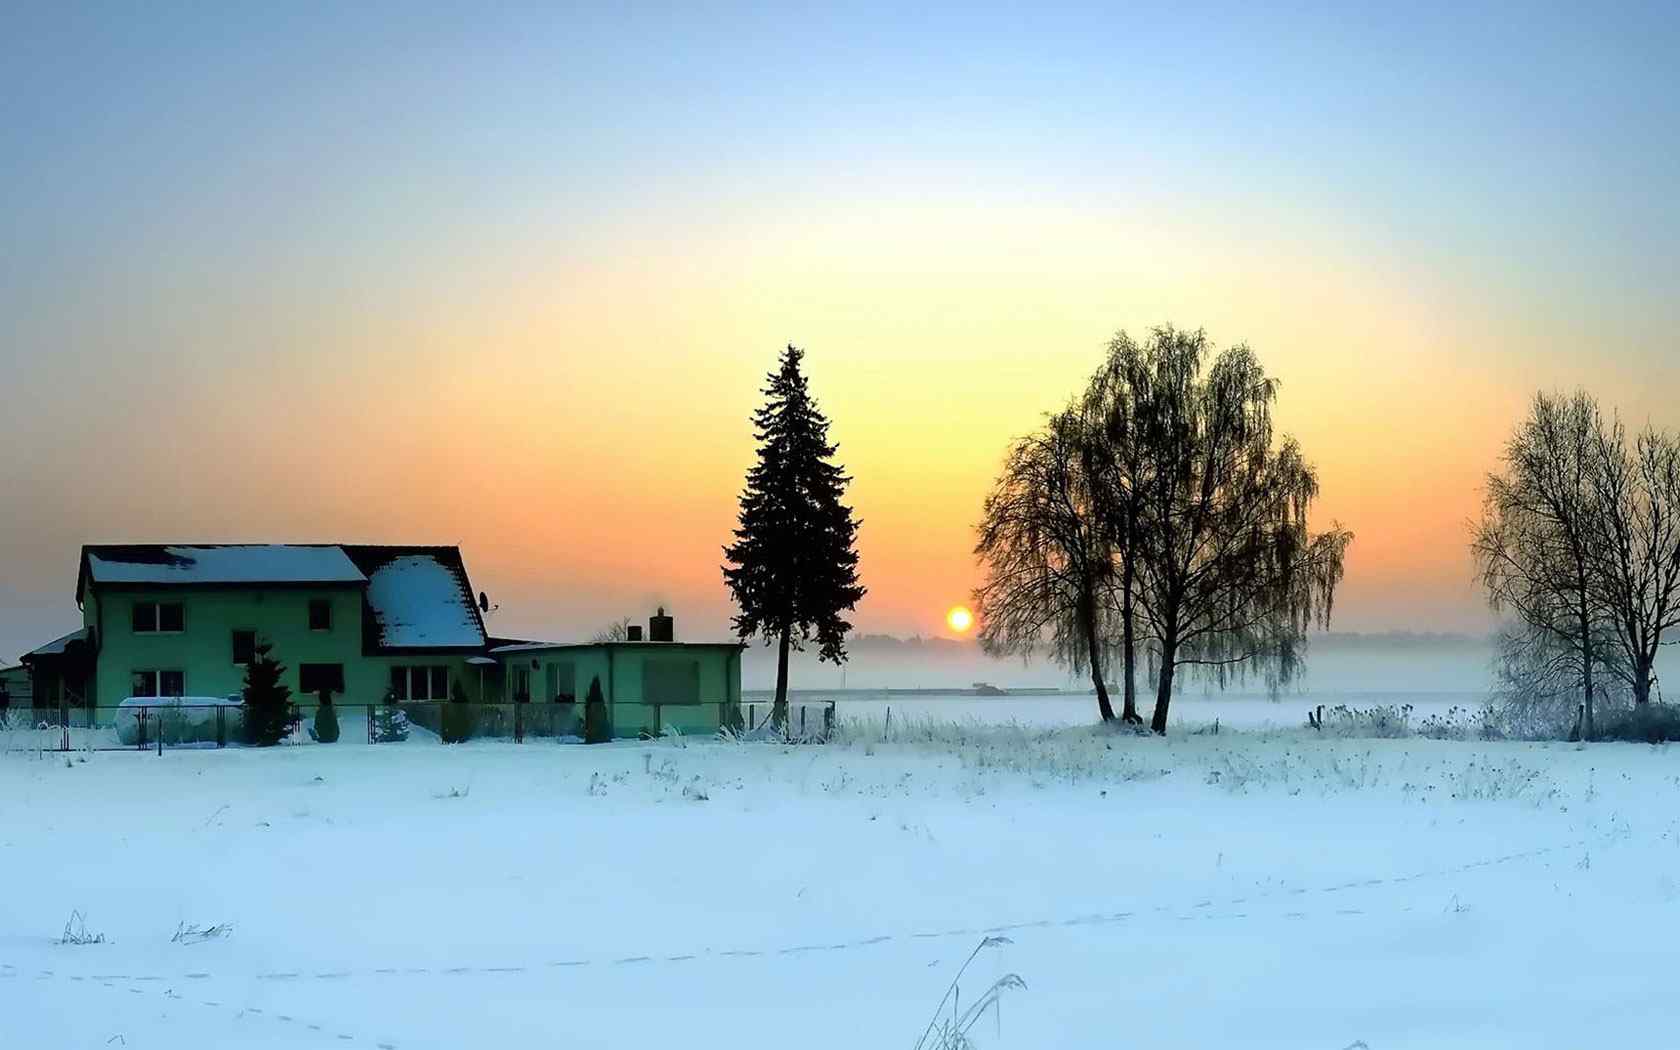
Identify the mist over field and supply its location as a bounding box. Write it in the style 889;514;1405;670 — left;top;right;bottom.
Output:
741;631;1505;695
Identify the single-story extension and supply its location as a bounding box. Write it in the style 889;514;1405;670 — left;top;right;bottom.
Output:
14;544;743;740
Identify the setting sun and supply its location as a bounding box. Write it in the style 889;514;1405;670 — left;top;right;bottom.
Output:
946;605;973;634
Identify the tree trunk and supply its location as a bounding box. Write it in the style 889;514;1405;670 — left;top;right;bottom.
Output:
772;627;790;730
1150;641;1176;735
1579;604;1595;741
1081;584;1115;722
1634;656;1652;706
1120;557;1140;724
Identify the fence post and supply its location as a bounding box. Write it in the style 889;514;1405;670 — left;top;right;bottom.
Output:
137;708;147;751
824;701;835;741
367;705;374;744
800;705;807;739
157;712;163;756
216;706;226;749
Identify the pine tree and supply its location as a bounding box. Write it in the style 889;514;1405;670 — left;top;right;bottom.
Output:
372;688;410;743
723;345;867;728
583;675;611;744
310;688;340;744
241;642;295;746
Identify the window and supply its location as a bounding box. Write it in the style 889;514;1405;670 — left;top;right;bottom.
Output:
232;630;257;665
511;665;531;702
546;661;576;702
390;665;450;701
299;664;345;695
132;601;184;633
130;670;185;698
308;599;332;632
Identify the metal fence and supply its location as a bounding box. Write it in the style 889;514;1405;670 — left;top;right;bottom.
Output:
0;699;836;753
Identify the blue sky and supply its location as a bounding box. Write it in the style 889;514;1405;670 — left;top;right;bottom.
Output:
2;3;1677;655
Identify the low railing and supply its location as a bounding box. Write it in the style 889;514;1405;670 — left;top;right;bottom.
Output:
0;699;830;751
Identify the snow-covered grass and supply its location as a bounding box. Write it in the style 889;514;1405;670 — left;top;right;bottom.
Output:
3;718;1679;1048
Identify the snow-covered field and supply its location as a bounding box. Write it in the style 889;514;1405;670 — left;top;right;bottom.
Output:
4;715;1678;1049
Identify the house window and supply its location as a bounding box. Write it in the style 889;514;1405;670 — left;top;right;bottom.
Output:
308;599;332;632
132;601;185;633
546;661;576;702
131;670;185;698
390;665;449;701
300;664;345;695
232;630;257;665
511;665;531;702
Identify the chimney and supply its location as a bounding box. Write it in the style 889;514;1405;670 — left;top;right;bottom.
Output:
626;624;643;641
649;607;674;642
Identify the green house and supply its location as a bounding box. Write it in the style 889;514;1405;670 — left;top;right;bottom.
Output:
17;544;743;740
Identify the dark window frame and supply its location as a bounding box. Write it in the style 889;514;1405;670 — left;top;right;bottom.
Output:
308;599;332;632
232;629;257;665
130;669;185;698
132;601;184;634
300;663;345;696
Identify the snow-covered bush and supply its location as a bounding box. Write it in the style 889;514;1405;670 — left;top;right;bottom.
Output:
371;703;410;743
1595;703;1680;744
1314;703;1414;738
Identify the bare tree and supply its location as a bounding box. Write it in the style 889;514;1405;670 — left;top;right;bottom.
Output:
1080;332;1160;724
1488;622;1629;740
591;616;635;644
1587;417;1680;707
974;408;1122;721
1125;328;1351;734
1472;392;1610;738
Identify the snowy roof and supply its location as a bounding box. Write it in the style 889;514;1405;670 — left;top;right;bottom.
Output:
349;548;487;651
26;627;90;657
488;640;744;654
82;545;365;590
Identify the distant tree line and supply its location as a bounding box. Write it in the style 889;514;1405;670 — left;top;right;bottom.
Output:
973;326;1352;733
1473;391;1680;740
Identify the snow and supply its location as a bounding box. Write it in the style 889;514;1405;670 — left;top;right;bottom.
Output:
24;626;89;656
85;546;366;586
4;716;1678;1048
362;555;484;649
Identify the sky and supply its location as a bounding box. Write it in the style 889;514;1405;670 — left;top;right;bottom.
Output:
2;3;1677;658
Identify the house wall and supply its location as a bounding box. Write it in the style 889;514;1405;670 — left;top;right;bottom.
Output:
84;585;495;707
498;644;741;739
0;665;29;707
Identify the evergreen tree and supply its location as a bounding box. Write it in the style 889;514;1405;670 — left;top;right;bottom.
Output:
722;345;866;727
241;642;295;746
582;675;611;744
371;687;409;743
310;688;340;743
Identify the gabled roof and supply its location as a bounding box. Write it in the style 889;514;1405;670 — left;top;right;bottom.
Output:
78;545;365;601
25;627;90;658
341;546;489;652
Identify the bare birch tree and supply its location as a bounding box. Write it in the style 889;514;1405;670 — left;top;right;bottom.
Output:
1473;392;1611;739
1123;328;1351;734
1587;416;1680;707
974;408;1122;721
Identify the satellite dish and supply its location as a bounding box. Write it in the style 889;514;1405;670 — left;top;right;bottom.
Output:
478;591;490;613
